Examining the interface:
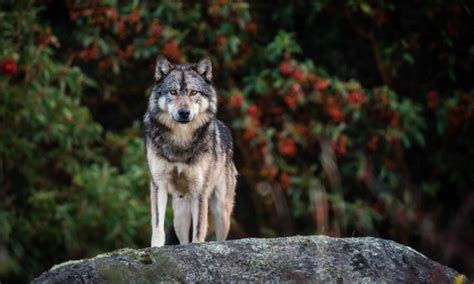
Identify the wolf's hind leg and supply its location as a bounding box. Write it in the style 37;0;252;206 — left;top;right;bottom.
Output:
212;170;236;241
210;191;229;241
172;195;191;244
210;180;235;241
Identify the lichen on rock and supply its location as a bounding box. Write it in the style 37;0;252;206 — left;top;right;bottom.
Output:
33;235;467;283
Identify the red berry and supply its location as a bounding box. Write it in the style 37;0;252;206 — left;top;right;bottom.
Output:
242;128;257;141
327;107;344;122
280;172;291;190
278;138;297;157
128;10;140;23
347;91;365;106
0;58;18;75
313;79;329;91
162;39;181;62
230;92;244;108
279;62;293;76
216;35;227;47
247;104;259;118
292;68;305;83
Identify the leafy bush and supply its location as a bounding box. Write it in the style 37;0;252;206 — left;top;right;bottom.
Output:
1;0;473;282
0;2;149;281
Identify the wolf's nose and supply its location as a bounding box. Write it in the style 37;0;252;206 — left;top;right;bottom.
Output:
178;109;190;119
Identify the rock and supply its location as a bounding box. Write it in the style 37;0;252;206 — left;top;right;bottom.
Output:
33;236;467;283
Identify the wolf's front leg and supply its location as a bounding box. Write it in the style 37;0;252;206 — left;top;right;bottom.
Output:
150;181;168;247
191;192;208;242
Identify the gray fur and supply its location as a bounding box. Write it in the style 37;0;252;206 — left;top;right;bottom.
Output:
144;60;226;163
144;56;237;247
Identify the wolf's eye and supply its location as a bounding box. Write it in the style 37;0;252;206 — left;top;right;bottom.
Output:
190;90;198;96
170;90;178;95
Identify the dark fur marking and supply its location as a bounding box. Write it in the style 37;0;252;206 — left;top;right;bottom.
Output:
211;123;218;159
216;120;233;153
151;181;159;227
144;136;161;227
180;71;187;95
171;166;190;193
216;120;234;168
196;194;205;238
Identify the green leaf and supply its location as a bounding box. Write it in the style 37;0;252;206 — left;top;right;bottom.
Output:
359;3;372;14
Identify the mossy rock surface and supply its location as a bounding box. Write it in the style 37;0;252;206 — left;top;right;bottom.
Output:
33;235;466;283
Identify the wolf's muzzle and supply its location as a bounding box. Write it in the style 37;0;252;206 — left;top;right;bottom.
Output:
175;108;191;123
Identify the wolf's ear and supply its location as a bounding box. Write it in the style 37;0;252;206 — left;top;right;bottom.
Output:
155;56;174;82
195;57;212;82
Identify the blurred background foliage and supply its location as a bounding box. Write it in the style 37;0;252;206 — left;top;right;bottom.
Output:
0;0;473;282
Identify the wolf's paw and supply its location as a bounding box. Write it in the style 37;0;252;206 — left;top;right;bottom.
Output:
151;234;165;247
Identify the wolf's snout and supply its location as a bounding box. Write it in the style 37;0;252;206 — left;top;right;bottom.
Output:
178;108;191;120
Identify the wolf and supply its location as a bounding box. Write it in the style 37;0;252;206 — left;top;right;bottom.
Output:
143;56;237;247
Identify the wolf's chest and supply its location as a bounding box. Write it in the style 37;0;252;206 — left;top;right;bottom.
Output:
150;159;200;195
147;144;206;193
168;164;192;194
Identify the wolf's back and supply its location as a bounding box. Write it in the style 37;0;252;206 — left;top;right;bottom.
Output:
215;119;233;153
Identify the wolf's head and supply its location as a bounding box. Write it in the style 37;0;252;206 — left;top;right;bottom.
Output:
148;56;217;127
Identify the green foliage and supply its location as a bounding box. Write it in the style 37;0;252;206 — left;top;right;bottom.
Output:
0;3;150;281
1;0;473;282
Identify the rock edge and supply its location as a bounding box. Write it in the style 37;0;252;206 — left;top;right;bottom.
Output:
33;235;467;283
